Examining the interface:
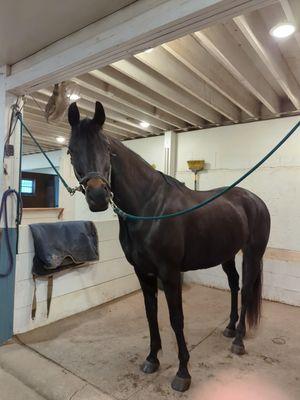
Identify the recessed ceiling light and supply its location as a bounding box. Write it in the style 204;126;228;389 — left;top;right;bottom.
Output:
68;93;81;101
56;136;65;143
270;23;296;38
139;121;150;128
144;48;153;53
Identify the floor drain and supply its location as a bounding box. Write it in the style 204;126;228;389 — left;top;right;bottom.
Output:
272;337;286;345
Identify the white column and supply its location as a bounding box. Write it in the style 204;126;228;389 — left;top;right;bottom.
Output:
164;131;177;177
0;67;7;197
59;147;77;221
0;67;20;227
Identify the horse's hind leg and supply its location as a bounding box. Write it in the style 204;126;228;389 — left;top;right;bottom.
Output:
222;259;240;338
231;250;263;355
136;271;162;373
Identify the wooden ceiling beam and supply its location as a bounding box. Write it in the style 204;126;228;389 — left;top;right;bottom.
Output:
22;143;59;155
24;118;70;135
27;103;143;140
23;121;122;144
77;96;162;135
25;102;144;139
104;120;146;138
8;0;274;94
61;84;172;131
23;110;70;130
194;25;281;115
91;67;205;127
234;13;300;110
135;47;239;122
104;126;139;139
280;0;300;48
35;90;162;136
25;94;149;138
113;58;218;124
22;125;67;142
74;74;187;129
22;137;60;149
163;35;259;119
23;130;67;147
22;141;58;153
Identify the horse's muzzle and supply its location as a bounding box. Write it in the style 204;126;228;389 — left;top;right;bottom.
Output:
86;185;110;212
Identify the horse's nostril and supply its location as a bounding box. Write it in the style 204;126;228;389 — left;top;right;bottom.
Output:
86;187;109;212
87;186;108;203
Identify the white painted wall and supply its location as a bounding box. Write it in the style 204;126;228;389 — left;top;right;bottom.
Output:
177;116;300;250
14;220;139;333
22;150;61;173
124;135;165;171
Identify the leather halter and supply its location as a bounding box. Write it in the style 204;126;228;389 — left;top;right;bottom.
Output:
77;167;112;196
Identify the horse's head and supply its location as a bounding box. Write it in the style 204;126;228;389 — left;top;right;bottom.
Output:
68;101;111;212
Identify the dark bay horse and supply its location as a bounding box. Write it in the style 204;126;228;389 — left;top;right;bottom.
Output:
67;101;270;392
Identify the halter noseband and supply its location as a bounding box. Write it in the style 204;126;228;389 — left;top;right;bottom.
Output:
77;167;112;197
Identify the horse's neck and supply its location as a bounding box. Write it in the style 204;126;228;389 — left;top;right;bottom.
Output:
110;139;158;213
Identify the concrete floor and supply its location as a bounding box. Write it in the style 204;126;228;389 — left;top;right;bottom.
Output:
0;284;299;400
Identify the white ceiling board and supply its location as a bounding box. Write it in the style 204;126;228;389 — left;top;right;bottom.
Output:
6;0;276;94
19;0;300;153
280;0;300;48
234;11;300;109
0;0;137;65
259;3;300;85
224;19;286;97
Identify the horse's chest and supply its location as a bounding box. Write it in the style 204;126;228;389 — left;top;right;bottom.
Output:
119;225;157;271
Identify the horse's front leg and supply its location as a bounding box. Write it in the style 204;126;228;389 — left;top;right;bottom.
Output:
162;272;191;392
136;270;162;373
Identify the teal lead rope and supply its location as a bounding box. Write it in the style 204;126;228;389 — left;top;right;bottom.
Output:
111;120;300;221
15;112;80;195
13;107;300;221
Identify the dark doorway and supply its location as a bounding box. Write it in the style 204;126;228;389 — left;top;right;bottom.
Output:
21;172;59;208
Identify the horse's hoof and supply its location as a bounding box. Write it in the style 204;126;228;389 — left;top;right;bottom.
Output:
171;375;191;392
231;343;246;355
223;328;236;338
141;359;160;374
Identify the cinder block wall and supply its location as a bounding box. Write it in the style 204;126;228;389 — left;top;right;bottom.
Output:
14;221;139;333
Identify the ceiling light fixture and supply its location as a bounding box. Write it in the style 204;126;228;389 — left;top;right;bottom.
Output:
139;121;150;128
270;22;296;38
144;48;153;53
68;93;81;101
56;136;65;143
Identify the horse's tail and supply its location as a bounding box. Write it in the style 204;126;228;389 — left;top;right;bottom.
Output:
246;259;263;329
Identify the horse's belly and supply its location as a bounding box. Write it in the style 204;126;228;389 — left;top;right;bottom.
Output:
181;230;245;270
181;254;236;271
181;256;235;272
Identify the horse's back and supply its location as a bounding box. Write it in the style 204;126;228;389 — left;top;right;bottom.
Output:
176;186;270;270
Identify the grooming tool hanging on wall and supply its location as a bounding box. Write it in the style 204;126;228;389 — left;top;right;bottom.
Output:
187;160;205;190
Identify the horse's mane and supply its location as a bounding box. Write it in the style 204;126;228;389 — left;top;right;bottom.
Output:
109;136;186;190
158;171;185;190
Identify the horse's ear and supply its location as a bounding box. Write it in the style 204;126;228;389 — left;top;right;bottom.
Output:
93;101;106;127
68;102;80;127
